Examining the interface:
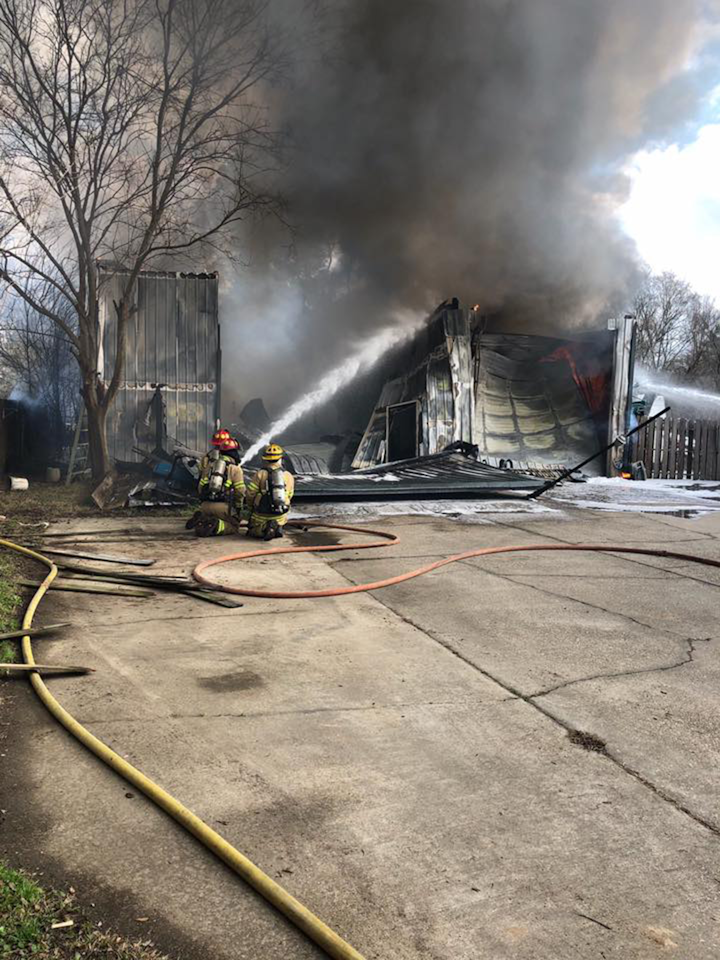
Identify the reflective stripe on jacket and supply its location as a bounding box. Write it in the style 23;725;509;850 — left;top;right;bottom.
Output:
198;454;245;497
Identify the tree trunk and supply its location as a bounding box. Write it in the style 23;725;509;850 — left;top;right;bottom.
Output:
83;383;111;482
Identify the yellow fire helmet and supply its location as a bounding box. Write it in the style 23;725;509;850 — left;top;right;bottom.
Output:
262;442;284;462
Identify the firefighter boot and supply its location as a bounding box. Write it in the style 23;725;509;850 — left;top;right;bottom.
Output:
185;510;202;530
196;517;226;537
263;520;280;541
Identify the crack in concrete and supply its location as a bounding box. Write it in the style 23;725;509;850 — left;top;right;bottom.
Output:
489;517;720;592
457;556;683;638
599;551;720;593
529;637;711;698
77;696;511;725
331;563;720;840
640;515;719;540
329;556;671;579
69;608;306;629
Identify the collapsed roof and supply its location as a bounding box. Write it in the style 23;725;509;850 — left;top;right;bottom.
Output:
292;448;543;501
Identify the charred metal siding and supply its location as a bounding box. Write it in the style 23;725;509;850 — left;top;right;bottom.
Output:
353;304;472;468
472;333;607;472
353;378;405;468
98;268;220;461
295;451;542;500
424;354;454;453
354;301;624;475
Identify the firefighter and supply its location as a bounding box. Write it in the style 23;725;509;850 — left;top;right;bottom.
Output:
187;430;246;536
245;443;295;540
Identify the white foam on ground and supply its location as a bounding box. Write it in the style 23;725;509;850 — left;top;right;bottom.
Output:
547;477;720;514
291;498;564;524
291;479;720;523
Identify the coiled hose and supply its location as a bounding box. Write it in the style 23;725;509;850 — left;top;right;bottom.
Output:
192;519;720;598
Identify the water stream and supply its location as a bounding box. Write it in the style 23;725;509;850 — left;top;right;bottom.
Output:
241;319;420;464
636;371;720;409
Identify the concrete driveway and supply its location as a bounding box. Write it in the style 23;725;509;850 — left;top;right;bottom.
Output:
2;502;719;959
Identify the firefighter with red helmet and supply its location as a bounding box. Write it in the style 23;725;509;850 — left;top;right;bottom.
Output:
245;443;294;540
186;428;246;536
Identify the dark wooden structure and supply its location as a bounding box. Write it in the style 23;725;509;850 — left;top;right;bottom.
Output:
633;416;720;480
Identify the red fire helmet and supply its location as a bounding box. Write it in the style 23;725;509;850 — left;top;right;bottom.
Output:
211;428;231;447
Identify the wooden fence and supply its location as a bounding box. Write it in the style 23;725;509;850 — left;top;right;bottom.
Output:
633;416;720;480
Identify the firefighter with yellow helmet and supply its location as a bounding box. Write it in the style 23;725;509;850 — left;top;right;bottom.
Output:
186;428;246;536
245;442;295;540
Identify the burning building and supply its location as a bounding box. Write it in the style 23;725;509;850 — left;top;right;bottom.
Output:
351;300;634;477
91;266;635;506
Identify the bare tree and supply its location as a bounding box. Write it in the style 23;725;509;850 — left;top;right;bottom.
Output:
634;271;697;370
0;291;80;457
634;271;720;387
0;0;284;479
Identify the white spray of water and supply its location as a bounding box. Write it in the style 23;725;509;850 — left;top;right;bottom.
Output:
636;372;720;408
241;314;423;464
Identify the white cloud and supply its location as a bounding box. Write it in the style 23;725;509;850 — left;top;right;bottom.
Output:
620;123;720;299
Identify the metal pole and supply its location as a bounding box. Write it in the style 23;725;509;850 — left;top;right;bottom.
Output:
526;406;671;500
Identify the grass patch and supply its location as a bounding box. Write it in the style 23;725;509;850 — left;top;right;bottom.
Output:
0;553;21;634
0;861;169;958
0;641;17;666
0;550;22;666
0;481;96;522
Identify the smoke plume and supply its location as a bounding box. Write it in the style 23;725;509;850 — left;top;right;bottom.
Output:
224;0;719;414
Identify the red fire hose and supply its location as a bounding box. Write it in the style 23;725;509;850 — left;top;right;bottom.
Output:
192;519;720;598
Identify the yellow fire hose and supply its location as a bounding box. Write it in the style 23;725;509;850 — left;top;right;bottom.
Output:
0;537;367;960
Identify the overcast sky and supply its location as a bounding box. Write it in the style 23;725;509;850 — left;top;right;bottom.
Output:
621;87;720;299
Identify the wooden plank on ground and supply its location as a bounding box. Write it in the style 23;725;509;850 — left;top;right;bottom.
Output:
40;549;157;566
18;579;153;598
0;623;72;642
0;663;94;676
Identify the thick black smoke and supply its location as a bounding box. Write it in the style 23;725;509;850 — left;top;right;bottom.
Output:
224;0;718;413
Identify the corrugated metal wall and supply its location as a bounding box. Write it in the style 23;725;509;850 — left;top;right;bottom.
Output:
473;333;603;471
353;307;469;469
424;355;454;453
98;269;220;461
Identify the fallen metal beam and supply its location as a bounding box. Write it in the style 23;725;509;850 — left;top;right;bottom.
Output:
0;623;72;642
1;663;94;675
53;563;243;608
39;548;157;566
19;578;153;598
55;562;184;582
